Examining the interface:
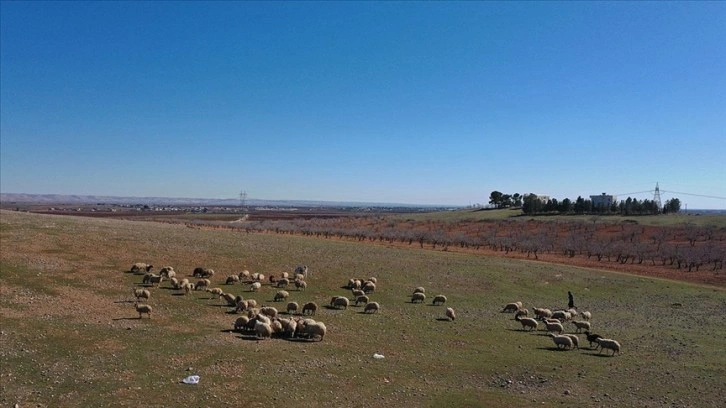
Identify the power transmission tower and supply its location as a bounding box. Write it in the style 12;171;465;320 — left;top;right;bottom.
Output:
239;190;247;207
653;182;662;211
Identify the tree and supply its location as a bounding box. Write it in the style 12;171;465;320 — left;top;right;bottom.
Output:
663;198;681;214
489;191;504;208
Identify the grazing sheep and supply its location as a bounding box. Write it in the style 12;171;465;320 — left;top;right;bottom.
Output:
286;302;299;315
514;308;529;320
180;281;193;294
584;331;603;348
250;282;262;292
347;279;362;290
246;299;258;309
281;272;289;279
355;295;370;306
364;302;380;313
332;296;349;310
362;281;376;294
517;317;539;331
281;318;297;338
581;311;592;321
595;338;621;356
502;302;523;313
563;334;580;349
226;275;240;285
276;278;290;288
131;263;153;274
274;290;289;302
551;310;572;322
533;307;553;319
254;321;273;339
194;279;211;291
260;306;279;319
368;277;377;284
133;288;150;302
302;302;318;315
545;321;564;334
235;299;249;313
234;316;250;331
268;275;278;284
572;320;591;333
302;321;327;341
238;270;251;280
221;293;237;306
207;287;224;298
445;307;456;321
352;289;365;299
548;333;573;350
270;319;284;335
432;295;447;306
411;292;426;303
134;302;152;319
193;267;215;278
158;266;175;278
169;277;179;289
143;273;163;287
413;286;425;294
294;280;307;291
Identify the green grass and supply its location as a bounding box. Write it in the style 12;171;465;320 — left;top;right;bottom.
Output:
1;210;724;407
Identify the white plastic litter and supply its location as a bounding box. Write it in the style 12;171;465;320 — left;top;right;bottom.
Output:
182;375;200;384
373;353;385;359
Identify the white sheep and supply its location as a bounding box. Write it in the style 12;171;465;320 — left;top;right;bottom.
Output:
331;296;349;309
514;308;529;320
548;333;573;350
249;282;262;292
159;266;175;278
274;290;289;302
364;302;380;313
551;310;572;322
260;306;279;319
134;302;152;319
286;302;299;314
194;279;211;291
302;302;318;315
572;320;591;333
545;321;564;334
411;292;426;303
131;263;153;274
368;277;377;284
238;270;251;280
270;320;284;335
276;278;290;288
221;293;237;306
581;311;592;321
303;321;326;341
362;281;376;294
234;316;250;331
254;321;273;339
294;280;307;291
355;295;369;306
351;289;365;298
517;317;539;331
533;307;553;319
281;318;297;338
502;302;523;313
563;334;580;349
133;288;150;302
413;286;425;294
225;275;240;285
445;307;456;321
596;338;621;356
207;287;224;298
235;299;249;313
432;295;447;306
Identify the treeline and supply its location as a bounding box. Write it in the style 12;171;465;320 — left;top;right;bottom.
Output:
489;191;681;216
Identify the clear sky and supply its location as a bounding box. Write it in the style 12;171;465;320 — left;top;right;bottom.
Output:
1;1;725;208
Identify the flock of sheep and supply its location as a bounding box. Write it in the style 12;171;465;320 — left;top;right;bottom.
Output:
501;301;621;356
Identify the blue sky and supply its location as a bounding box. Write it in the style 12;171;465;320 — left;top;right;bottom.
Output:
1;2;724;208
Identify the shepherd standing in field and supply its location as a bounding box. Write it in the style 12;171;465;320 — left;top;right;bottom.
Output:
568;291;575;309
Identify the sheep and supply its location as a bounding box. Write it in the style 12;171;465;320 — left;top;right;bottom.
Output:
302;302;318;315
221;293;237;306
254;313;271;326
563;334;580;349
584;331;603;348
246;299;258;308
131;263;153;274
571;320;591;333
260;306;279;319
517;317;539;331
567;308;579;317
192;267;214;278
225;275;240;285
281;318;297;338
595;338;621;356
142;273;156;285
134;302;152;319
533;307;553;319
364;302;380;313
545;321;564;334
351;289;365;299
276;278;290;289
169;277;179;289
294;265;308;279
548;333;573;350
347;279;361;290
302;321;326;341
234;316;249;331
143;273;163;287
413;286;425;294
362;281;376;294
432;295;447;306
551;310;572;322
274;290;289;302
286;301;299;315
514;308;529;320
235;299;249;313
268;275;278;284
295;273;305;282
581;311;592;321
281;272;289;279
238;270;250;280
194;279;211;291
270;319;284;335
294;279;307;291
355;295;369;306
159;266;175;278
133;288;150;302
445;307;456;321
411;292;426;303
207;287;224;298
331;296;349;309
502;302;523;313
180;281;193;294
254;321;273;339
249;282;262;292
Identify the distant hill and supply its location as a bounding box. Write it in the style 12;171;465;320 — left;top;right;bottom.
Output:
0;193;457;210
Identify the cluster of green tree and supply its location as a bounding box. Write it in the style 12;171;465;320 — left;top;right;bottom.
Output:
489;191;681;215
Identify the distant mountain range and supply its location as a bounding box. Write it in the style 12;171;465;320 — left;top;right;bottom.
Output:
0;193;457;209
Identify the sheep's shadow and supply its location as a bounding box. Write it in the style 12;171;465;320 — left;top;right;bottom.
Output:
112;317;144;321
435;318;452;322
113;300;136;304
586;352;617;358
281;337;317;343
170;293;187;297
205;303;231;308
323;305;342;310
237;335;264;341
219;329;236;333
536;346;572;352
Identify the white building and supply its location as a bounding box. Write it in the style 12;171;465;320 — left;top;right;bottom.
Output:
590;193;615;209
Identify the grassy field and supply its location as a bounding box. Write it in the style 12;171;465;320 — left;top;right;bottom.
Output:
1;210;725;407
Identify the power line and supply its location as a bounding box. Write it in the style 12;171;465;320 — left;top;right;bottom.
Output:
660;190;726;200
